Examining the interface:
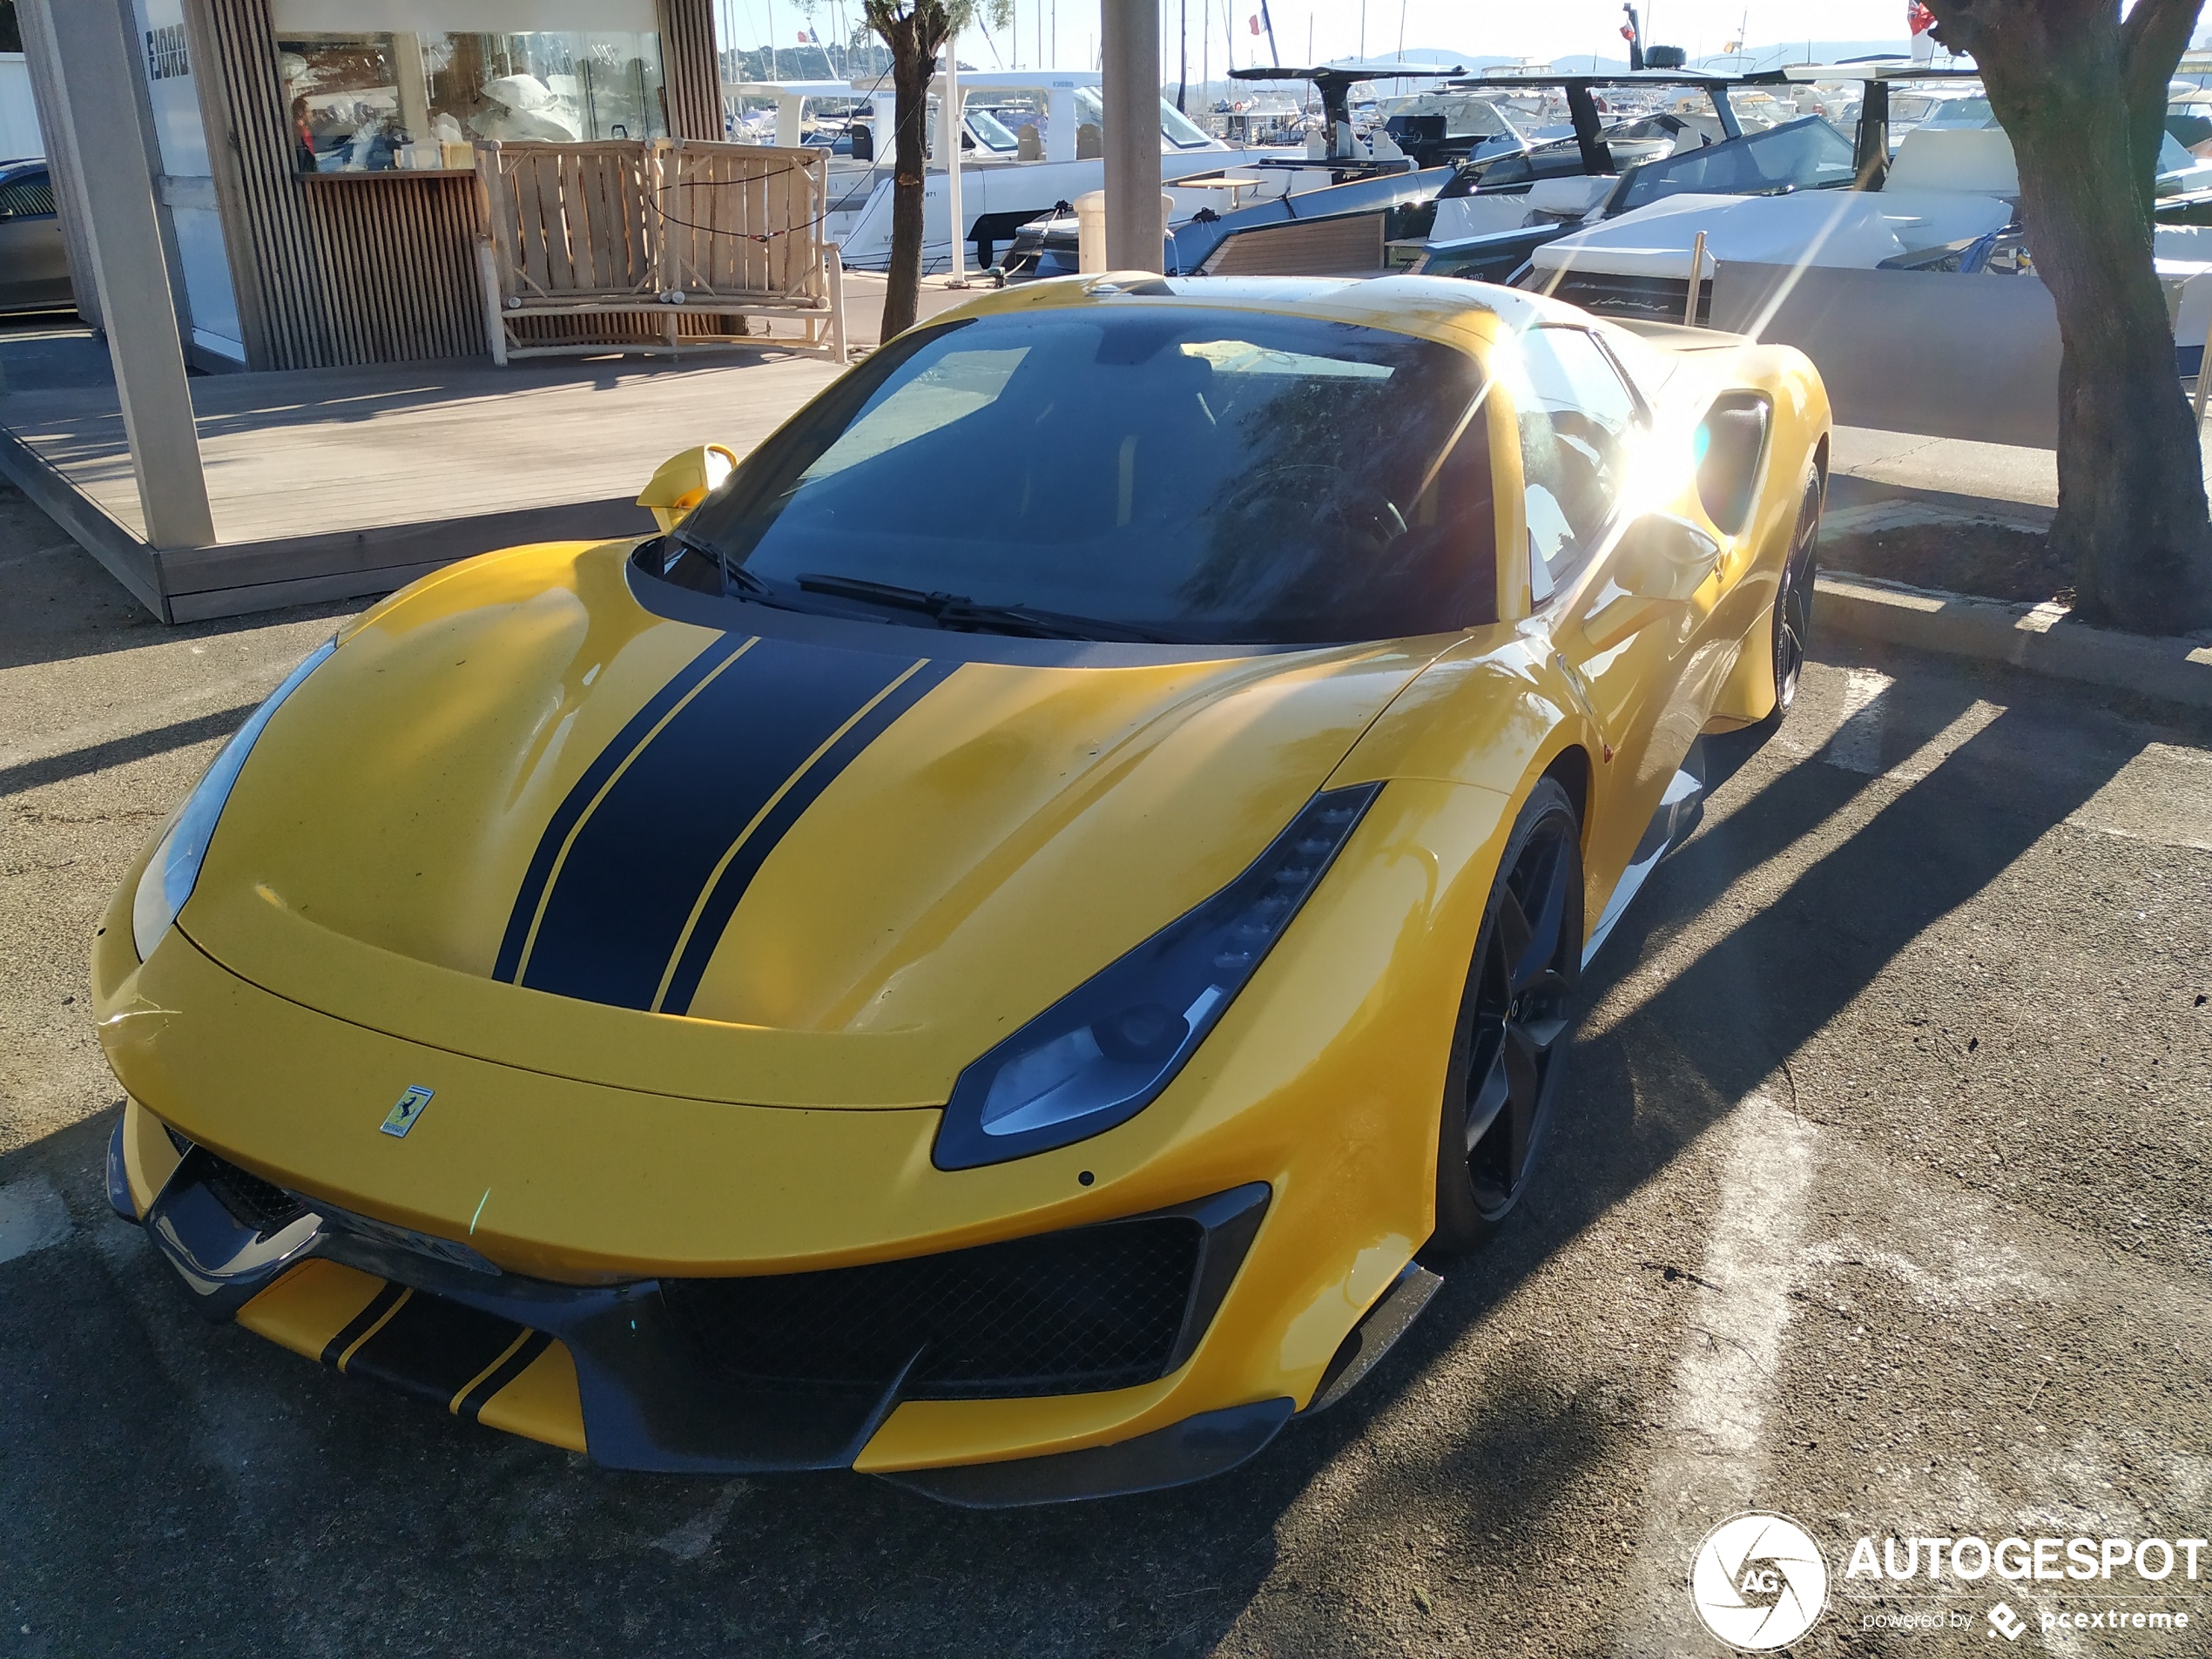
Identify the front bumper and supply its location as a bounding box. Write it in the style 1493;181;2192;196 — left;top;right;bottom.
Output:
115;1115;1285;1492
92;767;1492;1494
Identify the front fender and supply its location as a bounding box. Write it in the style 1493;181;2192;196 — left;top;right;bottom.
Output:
1325;626;1593;802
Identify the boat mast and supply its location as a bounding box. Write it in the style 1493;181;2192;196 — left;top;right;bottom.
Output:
1178;0;1187;110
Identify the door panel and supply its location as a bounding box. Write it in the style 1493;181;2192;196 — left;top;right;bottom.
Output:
0;169;72;312
1503;324;1735;913
0;220;72;310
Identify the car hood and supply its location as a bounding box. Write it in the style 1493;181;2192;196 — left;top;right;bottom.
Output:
179;541;1443;1106
1530;187;2014;276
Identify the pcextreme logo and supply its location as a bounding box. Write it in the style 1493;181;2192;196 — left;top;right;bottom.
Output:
1688;1512;1831;1650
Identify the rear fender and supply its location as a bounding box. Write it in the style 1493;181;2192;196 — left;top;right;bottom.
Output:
1696;349;1830;726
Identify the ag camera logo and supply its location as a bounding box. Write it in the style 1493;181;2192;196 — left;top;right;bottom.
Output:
1689;1512;1830;1650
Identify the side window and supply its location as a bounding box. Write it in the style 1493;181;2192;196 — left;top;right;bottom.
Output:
1513;326;1641;602
1381;394;1498;631
0;172;57;219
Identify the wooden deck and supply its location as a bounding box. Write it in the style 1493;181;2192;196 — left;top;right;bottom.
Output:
0;273;966;622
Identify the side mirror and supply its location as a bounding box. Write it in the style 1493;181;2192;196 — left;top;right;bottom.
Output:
637;443;738;533
1576;514;1723;651
1613;512;1723;603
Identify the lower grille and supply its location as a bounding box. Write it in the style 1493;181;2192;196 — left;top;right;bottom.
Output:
662;1217;1204;1399
201;1155;311;1237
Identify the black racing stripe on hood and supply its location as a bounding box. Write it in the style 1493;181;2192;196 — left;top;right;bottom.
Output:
515;637;943;1011
659;656;957;1016
493;635;743;984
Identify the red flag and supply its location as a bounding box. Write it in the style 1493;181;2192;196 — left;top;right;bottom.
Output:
1907;2;1935;36
1620;23;1635;38
1249;13;1261;34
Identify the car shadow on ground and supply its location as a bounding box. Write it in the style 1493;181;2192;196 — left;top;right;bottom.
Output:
0;658;2151;1658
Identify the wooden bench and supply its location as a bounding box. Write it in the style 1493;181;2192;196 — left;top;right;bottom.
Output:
474;138;847;365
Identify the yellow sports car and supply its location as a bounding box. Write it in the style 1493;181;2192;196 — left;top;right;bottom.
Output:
96;274;1826;1505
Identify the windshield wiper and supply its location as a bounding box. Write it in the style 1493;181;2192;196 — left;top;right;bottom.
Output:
664;529;827;613
665;528;779;601
794;573;1181;643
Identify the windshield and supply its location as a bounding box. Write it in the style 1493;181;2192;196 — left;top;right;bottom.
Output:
1382;93;1518;138
669;307;1498;645
1613;116;1858;213
1160;97;1217;147
1070;86;1218;150
965;106;1021;152
1921;97;1995;128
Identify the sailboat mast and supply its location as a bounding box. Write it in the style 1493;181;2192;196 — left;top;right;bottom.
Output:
1178;0;1188;111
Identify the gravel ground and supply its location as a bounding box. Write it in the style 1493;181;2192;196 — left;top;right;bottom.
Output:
3;478;2209;1658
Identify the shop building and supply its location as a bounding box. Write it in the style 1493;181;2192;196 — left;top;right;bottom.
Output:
19;0;722;370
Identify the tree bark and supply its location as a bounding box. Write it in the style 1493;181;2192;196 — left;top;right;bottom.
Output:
863;0;951;342
1926;0;2212;633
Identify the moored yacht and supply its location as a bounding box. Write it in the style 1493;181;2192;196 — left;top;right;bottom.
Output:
728;70;1307;272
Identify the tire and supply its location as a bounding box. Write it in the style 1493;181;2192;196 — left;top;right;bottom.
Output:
1427;776;1585;1257
1771;468;1823;715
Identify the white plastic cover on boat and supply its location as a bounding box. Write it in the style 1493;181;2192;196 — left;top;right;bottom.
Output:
1529;187;2014;278
1884;125;2020;196
1427;175;1615;245
2160;227;2212;352
1525;174;1618;217
1430;194;1537;241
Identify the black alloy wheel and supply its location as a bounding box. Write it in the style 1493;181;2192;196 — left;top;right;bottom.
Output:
1428;777;1585;1255
1771;468;1824;715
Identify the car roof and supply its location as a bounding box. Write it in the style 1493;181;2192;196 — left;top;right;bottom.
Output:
931;273;1539;359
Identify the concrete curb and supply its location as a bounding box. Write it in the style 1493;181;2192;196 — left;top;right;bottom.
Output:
1815;572;2212;711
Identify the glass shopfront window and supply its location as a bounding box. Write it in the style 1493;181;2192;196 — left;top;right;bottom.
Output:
277;28;668;172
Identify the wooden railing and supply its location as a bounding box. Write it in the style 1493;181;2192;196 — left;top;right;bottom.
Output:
473;138;846;365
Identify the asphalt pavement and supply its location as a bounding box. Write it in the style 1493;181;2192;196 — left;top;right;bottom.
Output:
3;479;2209;1658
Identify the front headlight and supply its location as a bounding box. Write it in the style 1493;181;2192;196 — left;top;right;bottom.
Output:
132;640;335;961
932;782;1382;1170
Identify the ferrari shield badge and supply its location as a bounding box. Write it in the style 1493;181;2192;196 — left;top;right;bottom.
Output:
380;1085;434;1138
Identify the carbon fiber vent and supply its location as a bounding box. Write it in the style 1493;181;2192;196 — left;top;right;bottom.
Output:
662;1217;1204;1399
200;1155;310;1238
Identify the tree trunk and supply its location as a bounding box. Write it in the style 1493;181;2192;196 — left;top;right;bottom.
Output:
1928;0;2212;634
864;0;950;342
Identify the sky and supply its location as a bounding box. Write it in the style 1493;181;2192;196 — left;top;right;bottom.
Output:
721;0;1925;74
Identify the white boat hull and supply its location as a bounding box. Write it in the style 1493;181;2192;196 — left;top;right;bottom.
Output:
830;148;1300;271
